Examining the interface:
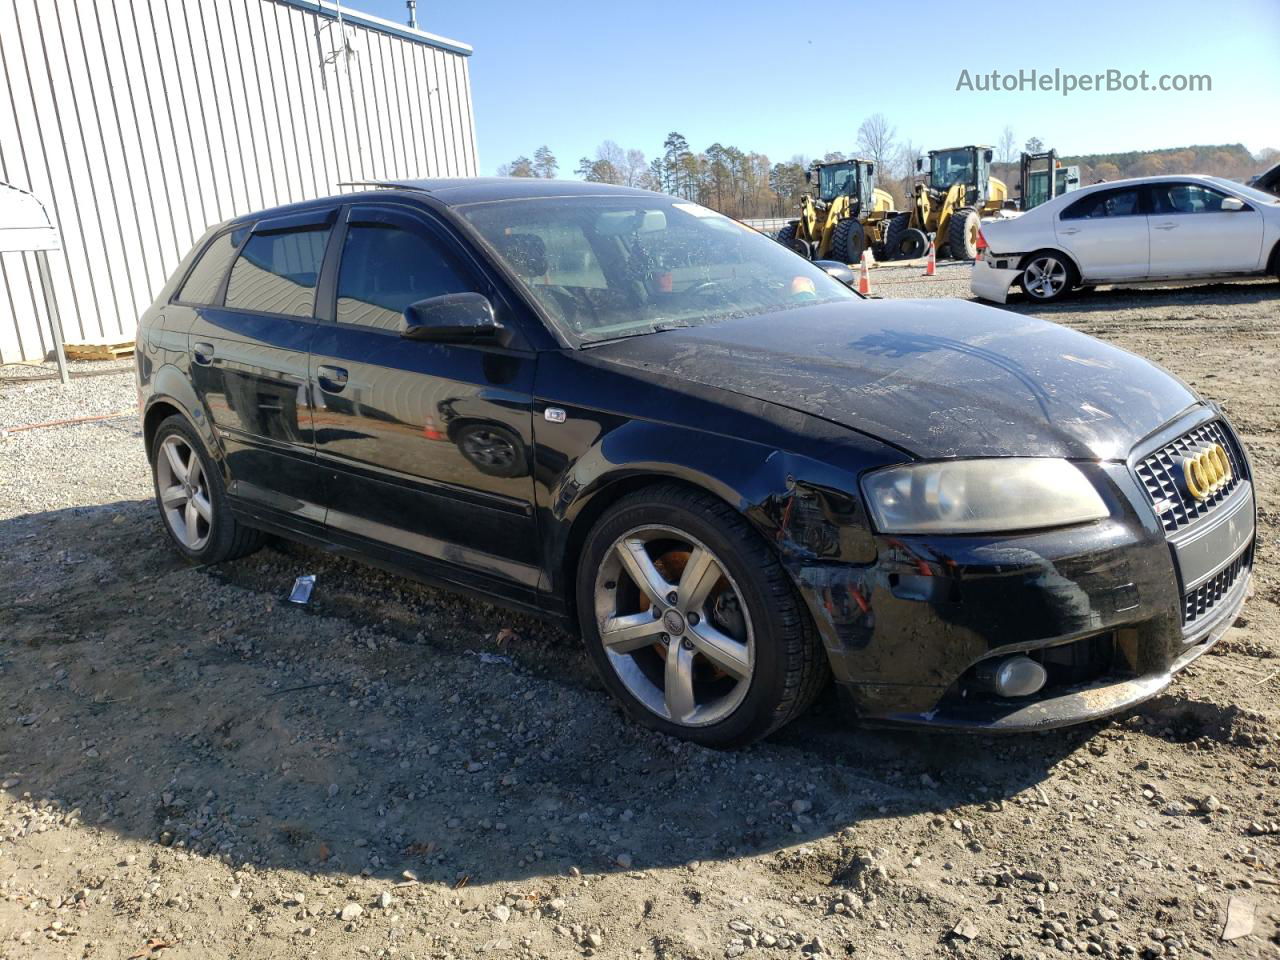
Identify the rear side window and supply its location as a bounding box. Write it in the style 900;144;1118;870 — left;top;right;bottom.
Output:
1060;189;1141;220
225;227;330;317
335;224;474;331
176;228;245;304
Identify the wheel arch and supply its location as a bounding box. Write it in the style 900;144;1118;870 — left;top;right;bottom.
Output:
1266;236;1280;275
142;365;222;467
547;419;881;635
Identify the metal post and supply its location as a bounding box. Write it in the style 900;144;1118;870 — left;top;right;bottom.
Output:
33;250;70;385
406;0;417;28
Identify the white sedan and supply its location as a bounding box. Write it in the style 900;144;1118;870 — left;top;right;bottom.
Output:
972;174;1280;303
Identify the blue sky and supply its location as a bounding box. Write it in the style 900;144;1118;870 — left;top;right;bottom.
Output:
359;0;1280;175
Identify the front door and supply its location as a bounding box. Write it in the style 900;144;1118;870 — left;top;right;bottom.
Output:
186;208;335;526
311;203;541;603
1054;186;1149;280
1146;181;1265;276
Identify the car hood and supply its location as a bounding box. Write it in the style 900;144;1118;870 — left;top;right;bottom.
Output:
587;298;1198;459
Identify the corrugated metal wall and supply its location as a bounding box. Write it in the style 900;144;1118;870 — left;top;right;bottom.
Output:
0;0;477;363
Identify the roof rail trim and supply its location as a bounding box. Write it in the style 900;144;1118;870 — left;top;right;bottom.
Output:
336;180;433;193
275;0;472;56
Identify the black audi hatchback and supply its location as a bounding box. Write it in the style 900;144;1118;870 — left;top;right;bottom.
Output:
137;178;1256;747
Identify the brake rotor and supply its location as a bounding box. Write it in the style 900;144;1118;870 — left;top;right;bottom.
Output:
640;547;737;679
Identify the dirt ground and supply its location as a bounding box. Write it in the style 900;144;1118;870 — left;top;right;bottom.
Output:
1;269;1277;960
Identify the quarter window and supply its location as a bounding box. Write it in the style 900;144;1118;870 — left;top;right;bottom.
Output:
176;228;246;304
335;224;474;331
1151;183;1237;214
1060;189;1141;220
225;227;330;317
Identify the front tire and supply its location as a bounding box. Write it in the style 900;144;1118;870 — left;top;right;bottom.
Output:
149;414;264;565
576;485;829;748
947;207;981;260
881;213;912;260
828;217;866;265
1019;250;1078;303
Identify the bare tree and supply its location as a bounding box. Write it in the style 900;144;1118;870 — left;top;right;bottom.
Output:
856;114;897;177
998;126;1017;165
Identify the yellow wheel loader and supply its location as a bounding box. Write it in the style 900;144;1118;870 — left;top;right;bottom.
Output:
776;159;897;264
889;145;1008;261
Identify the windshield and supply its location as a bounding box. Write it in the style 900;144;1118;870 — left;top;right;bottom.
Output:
459;196;858;345
929;149;975;190
818;164;857;202
1211;178;1280;205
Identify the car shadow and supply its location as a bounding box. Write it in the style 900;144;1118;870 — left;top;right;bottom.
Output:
995;279;1278;315
0;498;1171;890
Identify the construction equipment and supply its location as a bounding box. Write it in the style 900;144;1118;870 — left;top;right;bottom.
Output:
1018;150;1080;210
888;146;1008;260
776;158;897;264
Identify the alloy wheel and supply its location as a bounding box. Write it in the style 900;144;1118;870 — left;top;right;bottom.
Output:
155;435;213;551
593;525;754;727
1023;256;1068;299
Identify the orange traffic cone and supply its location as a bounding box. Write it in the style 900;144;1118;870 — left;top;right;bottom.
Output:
858;249;871;295
976;229;987;257
925;240;936;276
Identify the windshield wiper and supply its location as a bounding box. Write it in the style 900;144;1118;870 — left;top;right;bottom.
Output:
581;318;695;346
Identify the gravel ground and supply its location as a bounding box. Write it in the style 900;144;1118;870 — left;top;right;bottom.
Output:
1;272;1278;960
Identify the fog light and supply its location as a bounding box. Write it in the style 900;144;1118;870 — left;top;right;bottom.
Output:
975;655;1048;698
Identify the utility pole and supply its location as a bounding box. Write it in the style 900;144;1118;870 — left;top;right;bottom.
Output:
406;0;417;28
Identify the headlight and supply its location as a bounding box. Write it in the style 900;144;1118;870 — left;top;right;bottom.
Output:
861;458;1108;534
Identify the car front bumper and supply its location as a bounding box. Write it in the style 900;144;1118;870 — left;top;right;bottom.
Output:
970;258;1021;304
790;423;1257;732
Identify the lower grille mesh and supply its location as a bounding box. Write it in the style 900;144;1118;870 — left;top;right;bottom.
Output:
1183;546;1252;627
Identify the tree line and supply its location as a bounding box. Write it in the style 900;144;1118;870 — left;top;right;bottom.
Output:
498;126;1279;221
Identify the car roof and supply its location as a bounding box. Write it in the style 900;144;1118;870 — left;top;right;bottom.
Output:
1029;173;1249;210
216;178;667;230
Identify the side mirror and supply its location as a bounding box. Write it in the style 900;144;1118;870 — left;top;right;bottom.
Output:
1220;196;1246;212
402;292;503;343
983;149;993;163
813;260;856;286
866;163;875;176
916;158;924;172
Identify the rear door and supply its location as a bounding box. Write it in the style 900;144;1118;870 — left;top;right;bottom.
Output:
1053;186;1148;280
186;207;335;526
310;202;541;603
1146;181;1265;275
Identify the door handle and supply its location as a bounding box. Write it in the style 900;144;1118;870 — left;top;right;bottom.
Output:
1059;227;1079;235
316;365;348;394
1154;222;1178;230
192;342;215;365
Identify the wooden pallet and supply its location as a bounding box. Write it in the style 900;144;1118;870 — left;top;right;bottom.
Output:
63;339;135;361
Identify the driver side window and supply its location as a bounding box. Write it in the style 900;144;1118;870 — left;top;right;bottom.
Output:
1151;183;1234;215
336;224;474;331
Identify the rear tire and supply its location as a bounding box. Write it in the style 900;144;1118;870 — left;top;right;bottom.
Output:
828;218;866;265
947;207;981;260
1018;249;1078;303
149;414;265;565
881;213;912;260
898;228;929;260
576;484;829;748
775;222;810;259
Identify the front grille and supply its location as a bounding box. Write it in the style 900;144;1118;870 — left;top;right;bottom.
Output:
1183;545;1252;627
1134;420;1247;532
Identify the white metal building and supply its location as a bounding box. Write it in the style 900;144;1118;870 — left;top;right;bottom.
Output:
0;0;477;363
